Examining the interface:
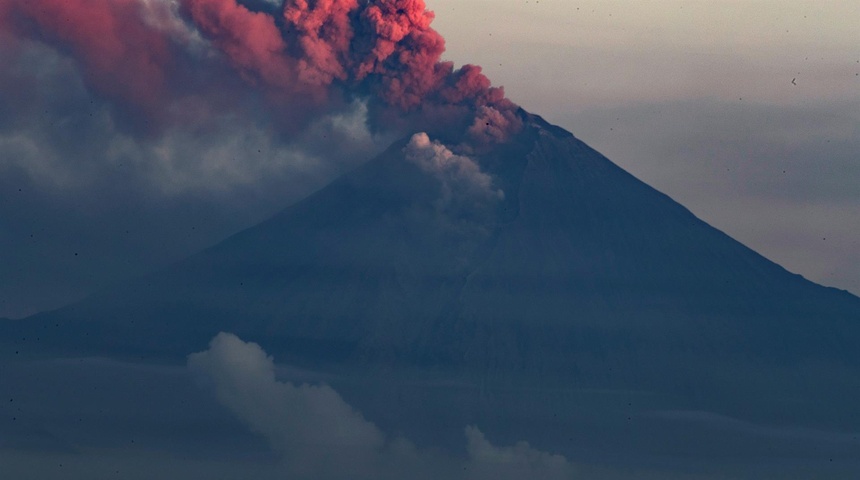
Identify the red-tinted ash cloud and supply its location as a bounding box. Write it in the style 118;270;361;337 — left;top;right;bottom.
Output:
2;0;522;145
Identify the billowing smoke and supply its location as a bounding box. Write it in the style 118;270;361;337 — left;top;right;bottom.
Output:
1;0;522;145
190;332;577;480
405;132;504;211
0;0;521;317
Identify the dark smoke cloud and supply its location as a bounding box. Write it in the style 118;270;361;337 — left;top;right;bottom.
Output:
1;0;521;144
0;0;523;317
1;0;175;127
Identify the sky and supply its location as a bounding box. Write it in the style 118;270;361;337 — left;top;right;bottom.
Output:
0;0;857;319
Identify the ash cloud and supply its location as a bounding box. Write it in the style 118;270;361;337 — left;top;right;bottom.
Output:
0;0;522;189
0;0;521;317
1;0;174;126
1;0;522;144
405;132;504;209
189;332;577;480
0;37;383;318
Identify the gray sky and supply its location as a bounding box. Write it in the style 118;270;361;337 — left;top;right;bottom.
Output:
431;0;860;295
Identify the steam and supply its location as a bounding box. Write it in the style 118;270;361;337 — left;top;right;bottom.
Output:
405;132;504;208
1;0;522;145
189;332;576;480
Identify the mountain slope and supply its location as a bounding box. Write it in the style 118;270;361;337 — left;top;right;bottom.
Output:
10;114;860;409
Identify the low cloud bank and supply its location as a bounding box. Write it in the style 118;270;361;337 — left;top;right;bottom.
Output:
189;332;576;480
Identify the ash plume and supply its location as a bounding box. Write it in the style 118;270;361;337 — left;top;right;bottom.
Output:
1;0;175;124
405;132;504;209
1;0;522;145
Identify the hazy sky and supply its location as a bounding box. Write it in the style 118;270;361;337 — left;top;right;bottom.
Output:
0;1;857;318
432;0;859;294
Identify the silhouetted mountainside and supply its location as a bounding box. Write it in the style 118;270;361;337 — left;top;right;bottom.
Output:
9;114;860;411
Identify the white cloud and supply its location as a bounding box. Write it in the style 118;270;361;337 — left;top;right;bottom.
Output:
465;426;576;480
189;332;576;480
187;332;385;477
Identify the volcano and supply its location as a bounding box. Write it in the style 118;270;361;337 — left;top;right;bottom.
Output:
9;112;860;429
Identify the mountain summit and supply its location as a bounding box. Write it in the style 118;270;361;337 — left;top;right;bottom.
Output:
11;113;860;423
